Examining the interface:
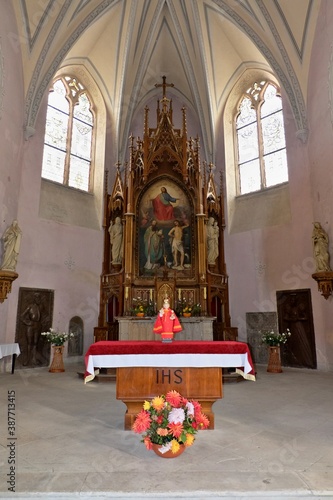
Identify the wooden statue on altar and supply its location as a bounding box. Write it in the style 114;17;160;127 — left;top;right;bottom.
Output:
94;77;235;343
153;297;182;342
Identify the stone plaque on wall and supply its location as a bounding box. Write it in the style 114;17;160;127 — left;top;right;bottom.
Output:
15;287;54;368
246;312;278;365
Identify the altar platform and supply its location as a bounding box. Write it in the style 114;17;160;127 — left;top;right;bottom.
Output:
84;340;255;429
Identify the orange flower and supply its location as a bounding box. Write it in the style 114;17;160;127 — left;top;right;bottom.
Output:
132;409;151;433
185;433;195;447
166;390;182;407
168;422;183;438
157;427;169;436
151;396;165;411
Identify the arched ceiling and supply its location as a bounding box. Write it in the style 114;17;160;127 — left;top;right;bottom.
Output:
13;0;320;162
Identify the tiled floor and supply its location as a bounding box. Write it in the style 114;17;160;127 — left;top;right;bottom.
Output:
0;361;333;500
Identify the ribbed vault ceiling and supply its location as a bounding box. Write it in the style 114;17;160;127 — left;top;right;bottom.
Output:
13;0;320;161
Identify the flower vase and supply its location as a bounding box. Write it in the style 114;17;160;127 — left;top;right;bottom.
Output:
267;346;282;373
49;345;65;373
151;443;185;458
136;312;145;317
183;313;191;318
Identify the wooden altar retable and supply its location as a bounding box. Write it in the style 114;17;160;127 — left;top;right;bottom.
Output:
84;340;256;429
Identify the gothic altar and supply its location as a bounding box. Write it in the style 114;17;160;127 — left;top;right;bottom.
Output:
94;78;236;342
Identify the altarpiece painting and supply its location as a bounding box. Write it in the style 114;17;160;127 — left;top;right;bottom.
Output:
138;179;192;276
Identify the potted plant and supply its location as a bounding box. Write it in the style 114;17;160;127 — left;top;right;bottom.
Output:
261;329;291;373
41;328;75;373
132;390;210;458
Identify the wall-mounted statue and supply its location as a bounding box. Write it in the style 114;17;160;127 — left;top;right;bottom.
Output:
108;217;123;265
312;222;331;272
1;219;22;271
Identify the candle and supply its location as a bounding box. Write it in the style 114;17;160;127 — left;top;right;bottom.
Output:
125;287;129;300
178;289;181;300
150;289;153;301
203;287;206;299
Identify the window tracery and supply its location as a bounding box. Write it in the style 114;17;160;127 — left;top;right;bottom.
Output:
236;81;288;195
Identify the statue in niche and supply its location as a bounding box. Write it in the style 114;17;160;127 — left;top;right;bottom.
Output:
312;222;331;272
207;217;218;265
109;217;123;265
1;220;22;271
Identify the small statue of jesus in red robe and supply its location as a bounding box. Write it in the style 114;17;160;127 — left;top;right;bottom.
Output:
153;298;182;342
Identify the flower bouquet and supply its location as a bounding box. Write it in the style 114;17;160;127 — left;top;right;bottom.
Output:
41;328;74;346
131;298;147;316
132;390;210;456
261;329;291;346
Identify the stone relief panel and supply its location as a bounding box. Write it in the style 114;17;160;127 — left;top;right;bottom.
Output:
246;312;278;365
15;287;54;368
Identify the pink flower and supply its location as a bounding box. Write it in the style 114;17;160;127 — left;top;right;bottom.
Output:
132;410;151;433
165;390;182;407
168;422;183;438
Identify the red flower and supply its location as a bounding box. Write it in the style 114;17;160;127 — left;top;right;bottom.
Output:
192;400;202;415
196;412;210;429
168;422;184;438
132;410;151;433
166;390;182;407
143;436;153;450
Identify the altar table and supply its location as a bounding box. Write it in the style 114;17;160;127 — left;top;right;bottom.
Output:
0;343;20;374
84;340;255;429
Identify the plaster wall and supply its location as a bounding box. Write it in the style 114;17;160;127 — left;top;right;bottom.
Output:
0;2;25;341
224;0;333;370
306;0;333;369
0;4;104;353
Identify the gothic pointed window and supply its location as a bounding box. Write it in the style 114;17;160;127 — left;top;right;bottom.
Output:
236;81;288;195
41;76;94;192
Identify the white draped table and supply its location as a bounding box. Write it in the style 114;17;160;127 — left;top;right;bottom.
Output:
0;343;20;373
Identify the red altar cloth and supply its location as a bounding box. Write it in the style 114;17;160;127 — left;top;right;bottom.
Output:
84;340;256;383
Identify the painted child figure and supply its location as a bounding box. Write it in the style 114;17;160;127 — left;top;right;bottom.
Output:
153;298;182;342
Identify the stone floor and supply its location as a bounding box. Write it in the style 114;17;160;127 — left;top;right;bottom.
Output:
0;360;333;500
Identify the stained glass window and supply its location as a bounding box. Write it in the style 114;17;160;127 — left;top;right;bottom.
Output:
236;82;288;195
41;76;94;192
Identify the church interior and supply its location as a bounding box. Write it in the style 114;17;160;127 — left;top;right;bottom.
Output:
1;1;333;498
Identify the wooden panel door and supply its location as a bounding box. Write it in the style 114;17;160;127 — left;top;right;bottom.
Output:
276;289;317;369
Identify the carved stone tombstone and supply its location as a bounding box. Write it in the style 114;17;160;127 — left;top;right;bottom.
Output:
15;287;54;368
246;312;278;365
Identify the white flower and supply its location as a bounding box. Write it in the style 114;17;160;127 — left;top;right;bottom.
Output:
186;401;194;417
168;407;185;424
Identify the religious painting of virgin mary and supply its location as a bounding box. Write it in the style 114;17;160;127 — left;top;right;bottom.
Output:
138;179;192;276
